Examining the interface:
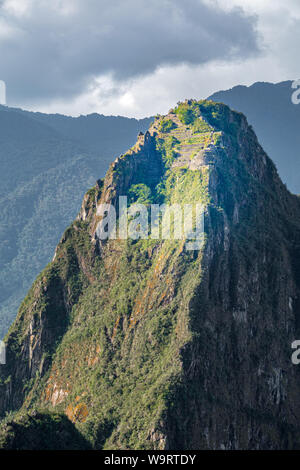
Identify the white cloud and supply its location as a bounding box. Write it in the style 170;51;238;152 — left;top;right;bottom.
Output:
1;0;299;117
3;0;33;17
0;0;258;111
31;55;285;118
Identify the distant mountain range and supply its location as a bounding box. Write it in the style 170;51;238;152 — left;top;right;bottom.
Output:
0;105;152;337
208;80;300;194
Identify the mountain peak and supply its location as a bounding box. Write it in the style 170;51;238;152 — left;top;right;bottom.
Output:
1;100;300;450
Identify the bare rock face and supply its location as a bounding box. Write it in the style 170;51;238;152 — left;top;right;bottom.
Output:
1;100;300;449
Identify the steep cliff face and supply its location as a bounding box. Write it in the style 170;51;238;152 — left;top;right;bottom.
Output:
1;100;300;450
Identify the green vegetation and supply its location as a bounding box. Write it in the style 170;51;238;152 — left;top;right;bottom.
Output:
157;167;210;207
156;136;179;168
173;100;241;139
0;411;92;449
196;100;242;137
192;118;213;134
129;183;153;204
174;102;197;125
159;118;176;133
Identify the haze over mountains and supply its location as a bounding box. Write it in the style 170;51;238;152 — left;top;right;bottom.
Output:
209;81;300;194
0;106;151;337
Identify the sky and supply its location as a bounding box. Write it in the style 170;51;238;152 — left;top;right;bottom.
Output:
0;0;299;117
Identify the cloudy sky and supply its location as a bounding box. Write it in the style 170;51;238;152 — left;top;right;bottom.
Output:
0;0;299;117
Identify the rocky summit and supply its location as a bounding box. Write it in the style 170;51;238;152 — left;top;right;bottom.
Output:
1;100;300;450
